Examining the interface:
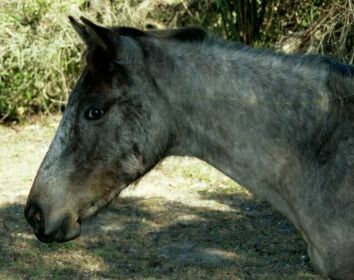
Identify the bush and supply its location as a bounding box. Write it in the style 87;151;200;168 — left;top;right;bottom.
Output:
213;0;354;63
300;0;354;63
0;0;134;122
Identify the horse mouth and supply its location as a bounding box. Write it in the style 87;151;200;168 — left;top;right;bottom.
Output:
32;217;81;244
34;225;81;243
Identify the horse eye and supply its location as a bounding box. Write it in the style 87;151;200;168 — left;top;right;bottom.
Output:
84;107;105;121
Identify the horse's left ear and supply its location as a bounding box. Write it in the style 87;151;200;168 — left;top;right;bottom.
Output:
69;16;119;57
69;16;91;45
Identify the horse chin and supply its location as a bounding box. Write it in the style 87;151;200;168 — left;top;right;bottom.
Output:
35;233;57;243
79;187;124;221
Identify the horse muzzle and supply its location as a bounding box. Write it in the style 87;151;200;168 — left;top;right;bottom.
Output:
24;200;81;243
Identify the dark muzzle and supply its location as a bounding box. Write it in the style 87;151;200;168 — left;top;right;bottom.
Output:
24;200;80;243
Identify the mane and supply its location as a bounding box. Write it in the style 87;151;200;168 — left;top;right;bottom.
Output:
200;32;354;76
83;25;209;74
112;26;209;43
96;24;354;80
326;58;354;117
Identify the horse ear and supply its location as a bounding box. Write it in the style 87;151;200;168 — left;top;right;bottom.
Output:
68;16;91;46
80;17;118;57
69;16;118;57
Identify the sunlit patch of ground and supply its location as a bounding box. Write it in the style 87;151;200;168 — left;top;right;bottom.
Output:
0;115;316;279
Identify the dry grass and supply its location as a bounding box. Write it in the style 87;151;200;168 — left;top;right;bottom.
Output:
276;0;354;62
0;0;142;121
312;0;354;63
277;0;354;62
0;116;317;279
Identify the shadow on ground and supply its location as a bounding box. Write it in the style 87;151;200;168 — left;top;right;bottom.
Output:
0;191;316;280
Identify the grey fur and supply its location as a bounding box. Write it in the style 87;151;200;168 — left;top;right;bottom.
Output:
25;17;354;279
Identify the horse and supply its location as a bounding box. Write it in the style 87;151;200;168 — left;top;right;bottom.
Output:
25;16;354;279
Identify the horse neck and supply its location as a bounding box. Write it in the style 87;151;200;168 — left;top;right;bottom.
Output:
158;43;241;162
151;40;329;174
147;39;354;238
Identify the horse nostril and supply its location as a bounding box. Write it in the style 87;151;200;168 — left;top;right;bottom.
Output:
34;211;42;226
33;212;41;223
25;202;44;234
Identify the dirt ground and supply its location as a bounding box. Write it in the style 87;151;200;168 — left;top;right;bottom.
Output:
0;116;317;279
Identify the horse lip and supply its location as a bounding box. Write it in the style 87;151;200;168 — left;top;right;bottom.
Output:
35;227;81;243
34;232;56;243
55;230;81;243
33;217;81;243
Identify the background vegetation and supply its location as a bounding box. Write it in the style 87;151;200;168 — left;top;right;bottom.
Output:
1;0;354;122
